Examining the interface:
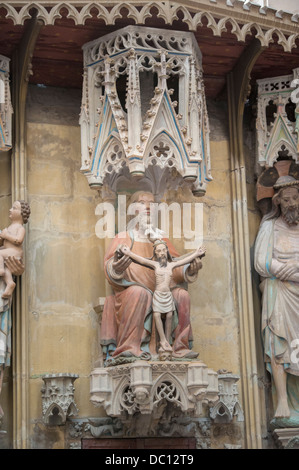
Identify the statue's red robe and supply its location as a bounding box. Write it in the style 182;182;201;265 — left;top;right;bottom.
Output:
100;232;197;360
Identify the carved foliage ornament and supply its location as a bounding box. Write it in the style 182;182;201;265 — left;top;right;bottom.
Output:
90;361;244;428
0;55;13;151
80;26;212;196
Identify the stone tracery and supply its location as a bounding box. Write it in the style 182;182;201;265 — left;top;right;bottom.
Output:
1;1;299;54
80;25;212;195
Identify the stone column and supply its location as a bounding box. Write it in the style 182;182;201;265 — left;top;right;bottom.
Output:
11;12;42;449
227;38;265;449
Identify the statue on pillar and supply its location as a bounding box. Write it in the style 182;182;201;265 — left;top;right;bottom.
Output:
0;200;30;421
254;176;299;424
0;200;30;298
100;191;204;364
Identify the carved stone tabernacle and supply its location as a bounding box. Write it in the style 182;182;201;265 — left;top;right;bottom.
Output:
256;68;299;168
80;26;212;196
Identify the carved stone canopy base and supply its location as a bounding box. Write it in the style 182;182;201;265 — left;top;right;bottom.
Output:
90;360;219;418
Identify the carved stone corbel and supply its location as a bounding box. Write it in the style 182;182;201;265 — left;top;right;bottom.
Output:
90;360;219;419
210;371;244;423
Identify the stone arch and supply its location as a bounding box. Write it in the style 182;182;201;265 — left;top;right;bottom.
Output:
152;372;189;412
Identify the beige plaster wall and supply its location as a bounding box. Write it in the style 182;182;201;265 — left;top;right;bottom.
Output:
25;86;106;448
161;139;239;374
192;140;239;373
24;86;244;448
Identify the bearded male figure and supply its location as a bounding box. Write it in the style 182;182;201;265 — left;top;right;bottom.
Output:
254;175;299;422
100;191;203;363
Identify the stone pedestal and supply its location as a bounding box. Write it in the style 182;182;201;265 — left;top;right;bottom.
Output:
273;428;299;449
210;372;244;423
90;360;219;418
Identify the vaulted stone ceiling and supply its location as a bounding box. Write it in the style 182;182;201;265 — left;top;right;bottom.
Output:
0;2;299;99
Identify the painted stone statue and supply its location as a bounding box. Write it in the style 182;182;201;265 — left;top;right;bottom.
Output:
119;240;206;356
100;191;203;364
0;200;29;421
0;200;30;298
254;175;299;424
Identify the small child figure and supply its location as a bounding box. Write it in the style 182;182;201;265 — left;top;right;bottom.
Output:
119;239;205;356
0;200;30;298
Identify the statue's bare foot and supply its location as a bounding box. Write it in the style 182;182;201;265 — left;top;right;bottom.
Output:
2;281;16;299
274;400;290;418
159;340;172;353
158;347;172;361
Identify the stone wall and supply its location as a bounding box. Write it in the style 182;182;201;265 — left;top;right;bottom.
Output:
26;85;106;448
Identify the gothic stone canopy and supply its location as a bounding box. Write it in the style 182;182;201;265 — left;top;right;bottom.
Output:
256;68;299;168
79;26;212;196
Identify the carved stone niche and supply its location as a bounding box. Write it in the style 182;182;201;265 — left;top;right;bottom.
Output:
256;68;299;169
80;26;212;198
0;55;13;151
41;373;79;426
90;360;219;419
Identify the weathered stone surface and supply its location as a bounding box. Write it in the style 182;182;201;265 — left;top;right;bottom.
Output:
26;96;103;422
27;84;81;127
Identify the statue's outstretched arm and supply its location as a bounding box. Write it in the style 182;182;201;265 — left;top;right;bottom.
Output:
172;246;206;269
119;244;155;269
